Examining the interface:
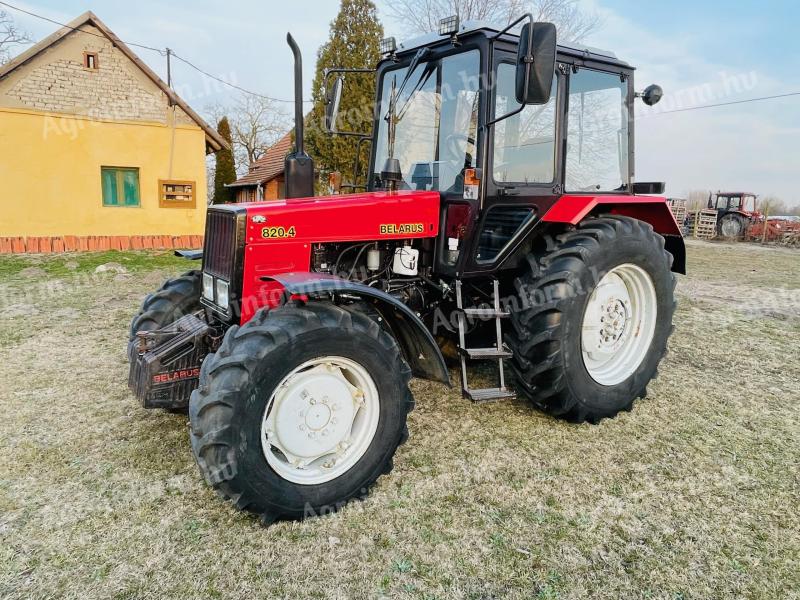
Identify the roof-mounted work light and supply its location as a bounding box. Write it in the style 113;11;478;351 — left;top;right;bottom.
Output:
380;36;397;56
438;15;460;36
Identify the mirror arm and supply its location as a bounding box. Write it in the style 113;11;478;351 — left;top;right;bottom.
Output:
492;12;534;40
330;131;372;138
485;101;525;128
323;67;375;81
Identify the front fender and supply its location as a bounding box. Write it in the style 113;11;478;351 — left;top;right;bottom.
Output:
262;272;451;386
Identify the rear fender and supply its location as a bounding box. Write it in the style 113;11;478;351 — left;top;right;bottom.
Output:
542;195;686;274
262;272;451;386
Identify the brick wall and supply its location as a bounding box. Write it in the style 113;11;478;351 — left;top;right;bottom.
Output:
5;25;190;125
0;235;204;254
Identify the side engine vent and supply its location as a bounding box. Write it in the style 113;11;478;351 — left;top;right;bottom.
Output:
477;206;536;261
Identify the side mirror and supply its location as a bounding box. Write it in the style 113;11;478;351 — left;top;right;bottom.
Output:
515;22;557;105
324;76;343;133
640;84;663;106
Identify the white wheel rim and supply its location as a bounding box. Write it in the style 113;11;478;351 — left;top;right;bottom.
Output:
260;356;379;485
580;264;658;386
721;217;740;237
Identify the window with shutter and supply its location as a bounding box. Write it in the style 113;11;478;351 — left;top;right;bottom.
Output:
101;167;140;207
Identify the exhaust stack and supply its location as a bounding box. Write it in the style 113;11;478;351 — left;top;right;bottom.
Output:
284;33;315;199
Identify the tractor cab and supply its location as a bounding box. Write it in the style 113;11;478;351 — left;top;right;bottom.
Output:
325;17;664;276
709;192;759;216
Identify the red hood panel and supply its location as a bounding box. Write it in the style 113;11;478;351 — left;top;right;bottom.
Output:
236;190;440;324
240;190;440;245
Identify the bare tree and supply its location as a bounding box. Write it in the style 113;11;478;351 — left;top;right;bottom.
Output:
385;0;517;34
206;94;290;176
686;189;711;212
0;10;32;65
384;0;600;43
525;0;601;43
760;195;786;217
229;94;290;167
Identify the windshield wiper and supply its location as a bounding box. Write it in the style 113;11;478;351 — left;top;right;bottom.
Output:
385;47;431;122
381;47;432;190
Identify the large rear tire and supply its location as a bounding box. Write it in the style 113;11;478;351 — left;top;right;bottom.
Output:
505;216;676;423
188;302;414;522
718;213;746;239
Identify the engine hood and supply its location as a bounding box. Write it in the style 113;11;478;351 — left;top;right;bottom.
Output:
238;190;440;245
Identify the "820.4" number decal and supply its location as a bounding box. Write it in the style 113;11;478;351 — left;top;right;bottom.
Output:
262;226;297;239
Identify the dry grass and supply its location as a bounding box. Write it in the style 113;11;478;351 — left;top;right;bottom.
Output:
0;241;798;599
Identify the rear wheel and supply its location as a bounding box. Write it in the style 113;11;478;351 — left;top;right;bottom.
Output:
505;216;676;423
188;302;414;522
718;213;746;239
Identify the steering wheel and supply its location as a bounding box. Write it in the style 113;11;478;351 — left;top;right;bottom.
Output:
443;133;476;164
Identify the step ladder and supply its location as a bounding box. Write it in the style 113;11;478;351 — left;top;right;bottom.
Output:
455;279;516;403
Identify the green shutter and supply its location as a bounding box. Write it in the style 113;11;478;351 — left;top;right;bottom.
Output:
101;168;118;206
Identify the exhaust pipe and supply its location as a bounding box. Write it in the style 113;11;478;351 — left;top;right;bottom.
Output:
284;33;314;199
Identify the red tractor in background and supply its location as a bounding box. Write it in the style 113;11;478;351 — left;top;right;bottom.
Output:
128;15;685;523
708;191;761;238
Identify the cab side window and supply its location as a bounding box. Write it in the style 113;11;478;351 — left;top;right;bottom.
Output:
492;63;558;185
565;68;629;192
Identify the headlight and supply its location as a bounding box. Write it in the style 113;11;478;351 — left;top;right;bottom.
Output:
215;279;229;307
202;273;214;301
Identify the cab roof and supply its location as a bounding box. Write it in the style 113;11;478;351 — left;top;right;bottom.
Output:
392;20;633;70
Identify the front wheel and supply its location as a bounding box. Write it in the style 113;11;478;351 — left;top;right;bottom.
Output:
128;270;202;347
188;302;414;522
505;216;676;423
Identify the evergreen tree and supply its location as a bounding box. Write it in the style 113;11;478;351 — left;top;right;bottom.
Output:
306;0;383;190
213;117;236;204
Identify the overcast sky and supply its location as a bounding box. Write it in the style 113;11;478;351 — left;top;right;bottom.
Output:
5;0;799;204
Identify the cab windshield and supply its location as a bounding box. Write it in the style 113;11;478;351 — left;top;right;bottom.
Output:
374;50;480;193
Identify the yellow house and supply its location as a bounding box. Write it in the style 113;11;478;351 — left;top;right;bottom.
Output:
0;11;227;253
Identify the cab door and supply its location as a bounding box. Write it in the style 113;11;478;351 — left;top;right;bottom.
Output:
460;50;565;275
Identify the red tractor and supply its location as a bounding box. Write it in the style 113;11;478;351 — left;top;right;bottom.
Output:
708;191;761;238
128;16;685;522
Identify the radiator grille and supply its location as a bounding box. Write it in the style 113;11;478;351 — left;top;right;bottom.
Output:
203;209;238;280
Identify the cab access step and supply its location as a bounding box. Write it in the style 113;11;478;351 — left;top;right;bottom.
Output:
455;279;516;403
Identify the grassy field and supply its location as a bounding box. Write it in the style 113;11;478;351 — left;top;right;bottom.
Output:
0;241;798;599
